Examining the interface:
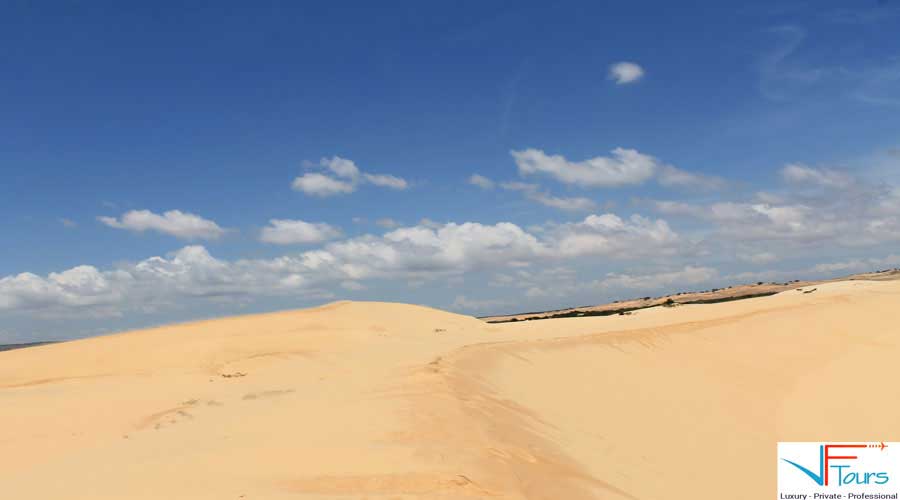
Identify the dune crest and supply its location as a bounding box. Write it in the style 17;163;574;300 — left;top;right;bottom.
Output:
3;281;900;499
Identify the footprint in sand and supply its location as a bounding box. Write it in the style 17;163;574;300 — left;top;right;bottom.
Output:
141;398;224;431
144;407;194;431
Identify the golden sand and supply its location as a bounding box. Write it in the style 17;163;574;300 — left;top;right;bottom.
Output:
2;280;899;499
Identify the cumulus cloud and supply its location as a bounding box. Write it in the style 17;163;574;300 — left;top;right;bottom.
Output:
292;156;408;197
511;148;722;190
501;182;597;212
291;173;356;197
321;156;360;179
469;174;495;189
609;61;645;84
0;246;331;317
98;210;227;240
550;214;680;259
259;219;342;245
1;214;682;317
512;148;656;187
0;265;123;313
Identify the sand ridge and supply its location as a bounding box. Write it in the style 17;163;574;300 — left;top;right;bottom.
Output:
2;281;900;498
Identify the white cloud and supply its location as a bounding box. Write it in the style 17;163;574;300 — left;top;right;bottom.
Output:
512;148;656;187
551;214;680;259
321;156;361;179
0;265;121;312
650;164;900;266
668;201;831;241
1;213;683;317
501;182;597;212
364;173;408;189
292;156;408;197
511;148;721;190
292;173;356;197
98;210;226;240
259;219;341;245
609;61;645;84
781;163;854;188
469;174;495;189
0;246;330;317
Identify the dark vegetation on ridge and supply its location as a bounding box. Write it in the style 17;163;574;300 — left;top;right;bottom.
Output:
0;341;58;353
483;291;782;323
481;268;900;324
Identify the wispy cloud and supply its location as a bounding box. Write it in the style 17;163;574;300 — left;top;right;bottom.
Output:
469;174;495;190
501;182;597;212
758;25;827;101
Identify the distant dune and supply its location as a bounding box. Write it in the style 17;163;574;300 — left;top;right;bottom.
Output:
3;281;900;499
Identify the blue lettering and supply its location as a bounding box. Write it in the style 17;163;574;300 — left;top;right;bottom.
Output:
829;465;891;485
833;465;850;486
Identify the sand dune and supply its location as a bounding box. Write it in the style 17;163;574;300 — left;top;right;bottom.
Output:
3;280;900;499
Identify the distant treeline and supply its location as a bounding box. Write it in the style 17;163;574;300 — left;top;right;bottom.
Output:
485;291;781;324
0;341;57;353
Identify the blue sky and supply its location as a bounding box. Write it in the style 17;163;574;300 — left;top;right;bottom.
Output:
3;1;900;342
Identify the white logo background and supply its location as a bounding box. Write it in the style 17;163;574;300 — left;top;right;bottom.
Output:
778;442;900;499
